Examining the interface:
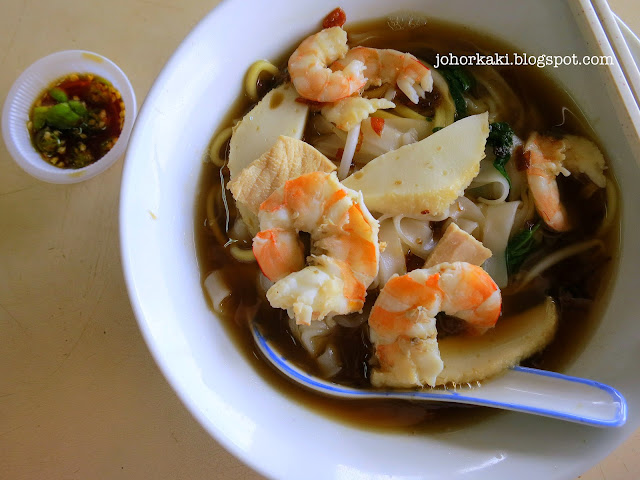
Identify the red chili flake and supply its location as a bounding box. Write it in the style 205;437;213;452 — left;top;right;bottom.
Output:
515;146;530;171
322;7;347;28
336;148;344;160
371;117;385;136
421;210;430;215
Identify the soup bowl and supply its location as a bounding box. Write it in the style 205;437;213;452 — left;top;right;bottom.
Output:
120;0;640;478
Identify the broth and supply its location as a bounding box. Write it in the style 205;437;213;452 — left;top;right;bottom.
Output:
194;16;618;432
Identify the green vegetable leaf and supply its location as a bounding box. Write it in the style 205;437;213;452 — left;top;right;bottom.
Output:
438;67;475;119
506;222;541;275
32;106;50;130
432;126;443;133
487;122;514;155
493;158;509;184
49;87;68;103
450;68;475;91
487;122;515;187
45;103;82;129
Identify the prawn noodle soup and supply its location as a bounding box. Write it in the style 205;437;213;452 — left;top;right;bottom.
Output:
195;12;618;430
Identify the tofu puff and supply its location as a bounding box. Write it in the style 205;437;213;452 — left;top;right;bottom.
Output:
196;11;617;402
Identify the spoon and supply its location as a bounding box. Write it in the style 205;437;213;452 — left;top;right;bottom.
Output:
251;322;627;427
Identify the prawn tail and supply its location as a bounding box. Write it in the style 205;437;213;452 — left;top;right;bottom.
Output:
253;228;305;281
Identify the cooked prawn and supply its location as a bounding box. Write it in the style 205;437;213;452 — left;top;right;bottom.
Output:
321;96;395;131
332;46;433;104
368;262;501;388
288;27;367;103
523;132;606;232
253;171;379;325
523;133;570;231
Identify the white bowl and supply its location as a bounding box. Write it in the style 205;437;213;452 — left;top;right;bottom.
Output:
2;50;137;183
120;0;640;478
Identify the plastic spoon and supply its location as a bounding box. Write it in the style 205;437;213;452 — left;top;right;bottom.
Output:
251;322;627;427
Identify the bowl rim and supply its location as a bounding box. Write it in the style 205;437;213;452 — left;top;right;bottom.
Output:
119;1;640;479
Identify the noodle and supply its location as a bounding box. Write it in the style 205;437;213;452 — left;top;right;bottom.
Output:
392;215;435;258
204;270;232;313
597;181;618;236
205;185;228;245
338;122;361;179
481;201;520;287
288;316;337;356
317;344;342;377
464;96;489;116
393;104;425;120
454;218;479;234
430;69;455;128
471;66;525;129
244;60;279;101
512;187;537;234
375;218;407;287
469;159;510;204
517;239;605;290
371;110;403;120
229;244;256;263
208;126;233;167
446;196;486;237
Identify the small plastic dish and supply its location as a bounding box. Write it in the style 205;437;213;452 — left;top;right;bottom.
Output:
2;50;137;184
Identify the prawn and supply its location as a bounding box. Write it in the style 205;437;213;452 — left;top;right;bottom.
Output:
368;262;501;388
523;132;606;232
288;27;367;103
253;171;379;325
321;96;395;131
332;46;433;104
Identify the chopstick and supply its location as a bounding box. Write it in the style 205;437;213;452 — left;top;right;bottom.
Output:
590;0;640;112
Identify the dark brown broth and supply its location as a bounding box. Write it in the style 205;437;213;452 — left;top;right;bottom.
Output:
194;17;619;432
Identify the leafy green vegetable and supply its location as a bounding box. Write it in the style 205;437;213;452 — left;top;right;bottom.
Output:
49;87;68;103
432;126;443;133
438;67;475;119
493;157;509;183
506;222;541;275
487;122;514;157
45;103;83;129
486;122;515;186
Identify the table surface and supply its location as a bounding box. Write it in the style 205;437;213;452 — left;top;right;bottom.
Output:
1;1;639;479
